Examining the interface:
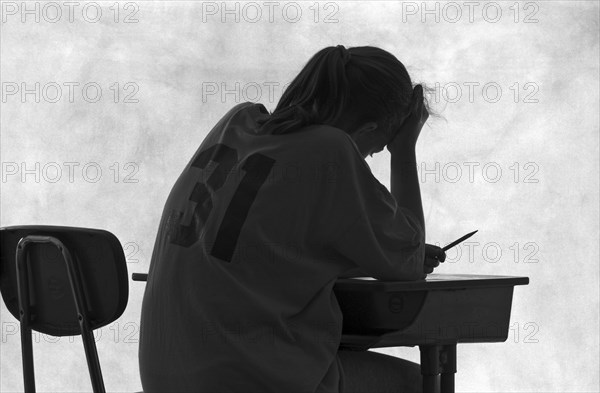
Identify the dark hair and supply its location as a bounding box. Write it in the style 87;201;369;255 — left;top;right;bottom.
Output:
257;45;436;136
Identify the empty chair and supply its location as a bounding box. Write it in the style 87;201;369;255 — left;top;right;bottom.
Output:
0;225;129;393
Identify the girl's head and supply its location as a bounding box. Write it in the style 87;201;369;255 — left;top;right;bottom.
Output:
257;45;434;157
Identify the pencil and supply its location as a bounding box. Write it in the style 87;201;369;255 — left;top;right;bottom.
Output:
442;230;478;251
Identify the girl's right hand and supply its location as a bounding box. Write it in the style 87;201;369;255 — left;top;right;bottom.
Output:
423;243;446;275
387;84;429;153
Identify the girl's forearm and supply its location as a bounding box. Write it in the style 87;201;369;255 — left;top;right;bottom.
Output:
390;147;425;239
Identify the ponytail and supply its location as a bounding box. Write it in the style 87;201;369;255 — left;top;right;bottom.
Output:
257;45;351;135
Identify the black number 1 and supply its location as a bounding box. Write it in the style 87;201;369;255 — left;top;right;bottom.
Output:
211;152;276;262
168;143;275;263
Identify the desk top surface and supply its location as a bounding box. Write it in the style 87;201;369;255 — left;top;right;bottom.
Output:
334;274;529;291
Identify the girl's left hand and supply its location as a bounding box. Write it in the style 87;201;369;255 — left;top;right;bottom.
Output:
424;244;446;275
387;84;429;153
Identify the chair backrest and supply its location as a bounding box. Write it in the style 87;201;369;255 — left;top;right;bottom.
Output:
0;225;129;335
0;225;129;393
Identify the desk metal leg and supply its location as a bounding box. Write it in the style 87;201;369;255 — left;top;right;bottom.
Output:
420;345;439;393
422;374;439;393
440;345;456;393
440;373;455;392
419;344;457;393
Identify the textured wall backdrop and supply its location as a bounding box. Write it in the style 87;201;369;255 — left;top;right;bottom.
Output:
1;1;599;392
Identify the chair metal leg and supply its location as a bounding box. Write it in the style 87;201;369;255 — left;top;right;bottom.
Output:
19;317;36;392
60;240;106;393
80;317;106;392
16;242;36;393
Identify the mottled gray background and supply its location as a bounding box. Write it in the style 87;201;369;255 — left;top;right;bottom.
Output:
1;1;598;392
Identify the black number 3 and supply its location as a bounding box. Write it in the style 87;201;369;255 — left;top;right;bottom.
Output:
168;143;275;262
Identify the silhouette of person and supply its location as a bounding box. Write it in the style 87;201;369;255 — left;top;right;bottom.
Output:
139;45;446;393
